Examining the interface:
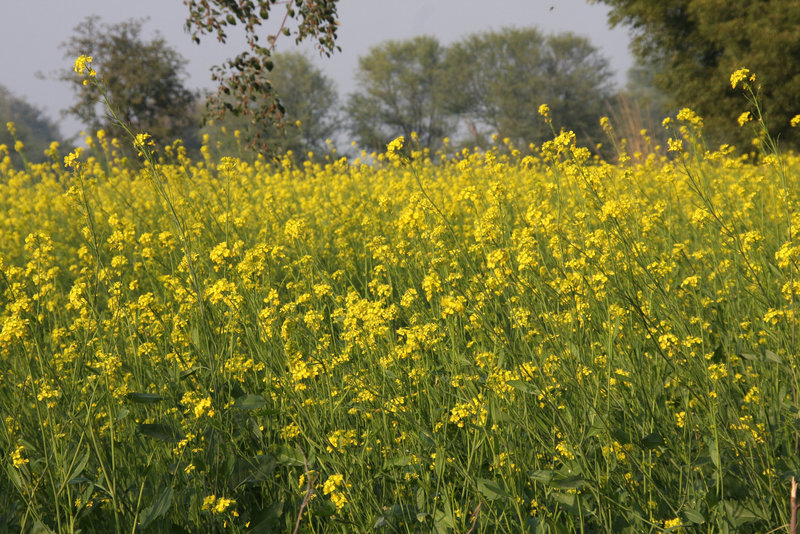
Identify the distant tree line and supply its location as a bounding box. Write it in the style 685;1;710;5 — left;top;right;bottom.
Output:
8;0;800;162
41;17;618;160
0;86;64;167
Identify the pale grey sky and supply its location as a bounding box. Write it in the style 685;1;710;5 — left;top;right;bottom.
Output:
0;0;633;139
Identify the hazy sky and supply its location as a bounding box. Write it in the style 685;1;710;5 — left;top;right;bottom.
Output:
0;0;633;140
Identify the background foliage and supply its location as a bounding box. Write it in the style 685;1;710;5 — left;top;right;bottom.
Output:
60;16;199;155
595;0;800;147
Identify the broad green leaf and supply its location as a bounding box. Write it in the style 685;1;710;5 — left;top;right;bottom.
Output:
180;366;200;379
434;448;445;478
507;380;537;394
30;521;54;534
229;455;276;489
383;455;412;469
640;432;665;449
684;507;705;524
722;499;761;527
138;423;184;443
68;447;90;483
138;485;173;529
764;350;783;364
708;438;720;469
275;446;306;467
416;486;426;511
476;477;508;501
433;506;455;533
247;501;284;534
418;430;436;448
234;394;266;410
551;476;585;490
530;470;555;484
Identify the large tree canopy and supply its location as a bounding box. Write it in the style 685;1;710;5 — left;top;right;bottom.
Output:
346;36;452;152
61;16;198;153
594;0;800;147
444;27;614;149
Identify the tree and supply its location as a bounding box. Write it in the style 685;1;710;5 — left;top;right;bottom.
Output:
60;16;198;153
184;0;340;152
444;27;614;150
346;36;452;151
593;0;800;147
0;84;63;166
204;51;340;159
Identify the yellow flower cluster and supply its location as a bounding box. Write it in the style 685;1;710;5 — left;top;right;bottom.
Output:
201;495;236;514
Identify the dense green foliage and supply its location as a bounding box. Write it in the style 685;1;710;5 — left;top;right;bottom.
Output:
203;51;340;160
346;36;452;151
596;0;800;147
60;17;199;154
444;28;614;150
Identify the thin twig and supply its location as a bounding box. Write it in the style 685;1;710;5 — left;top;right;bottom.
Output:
791;477;798;534
292;451;316;534
465;501;482;534
268;2;292;53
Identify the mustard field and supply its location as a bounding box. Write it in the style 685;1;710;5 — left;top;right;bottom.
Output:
2;101;800;532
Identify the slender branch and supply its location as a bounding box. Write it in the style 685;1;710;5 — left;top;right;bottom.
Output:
465;501;482;534
292;451;316;534
268;2;293;53
791;477;797;534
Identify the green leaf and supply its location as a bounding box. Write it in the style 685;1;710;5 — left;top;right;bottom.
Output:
765;350;783;364
434;448;445;478
180;366;200;379
312;499;337;517
553;492;584;514
138;485;173;529
433;506;455;533
247;501;284;534
30;521;54;534
229;455;276;489
68;447;90;483
708;438;720;469
234;394;267;410
530;470;555;484
275;446;306;467
126;392;164;404
722;499;761;527
418;430;436;448
416;486;426;511
710;344;725;363
138;423;184;443
551;476;585;490
507;380;538;394
640;432;665;449
476;477;508;501
684;507;705;524
383;455;412;469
